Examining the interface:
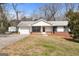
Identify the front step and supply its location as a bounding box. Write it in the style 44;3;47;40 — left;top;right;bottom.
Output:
41;32;48;36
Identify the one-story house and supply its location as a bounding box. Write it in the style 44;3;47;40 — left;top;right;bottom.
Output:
17;19;69;35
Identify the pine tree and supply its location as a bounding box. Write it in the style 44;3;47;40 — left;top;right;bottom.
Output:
66;9;79;39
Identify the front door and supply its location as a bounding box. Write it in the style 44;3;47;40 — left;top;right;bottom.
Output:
43;27;45;32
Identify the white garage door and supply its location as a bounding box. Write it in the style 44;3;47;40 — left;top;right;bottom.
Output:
57;27;64;32
19;27;30;34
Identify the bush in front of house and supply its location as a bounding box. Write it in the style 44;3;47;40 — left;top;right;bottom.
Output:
0;27;6;34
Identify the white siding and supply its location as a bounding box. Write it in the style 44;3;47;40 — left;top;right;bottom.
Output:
29;27;32;32
45;26;52;32
18;27;30;35
8;26;17;32
56;27;65;32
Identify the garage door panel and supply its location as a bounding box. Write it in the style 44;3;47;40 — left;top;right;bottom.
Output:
19;27;30;34
57;27;64;32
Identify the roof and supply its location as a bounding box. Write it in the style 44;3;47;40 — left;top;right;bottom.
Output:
18;19;68;27
55;16;67;21
32;19;52;25
48;21;68;26
32;19;52;26
18;21;34;27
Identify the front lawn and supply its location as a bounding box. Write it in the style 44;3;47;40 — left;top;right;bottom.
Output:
0;35;79;56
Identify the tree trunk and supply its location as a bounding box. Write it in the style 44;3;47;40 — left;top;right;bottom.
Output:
16;11;19;20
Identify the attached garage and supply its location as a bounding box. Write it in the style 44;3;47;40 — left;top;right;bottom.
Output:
56;26;65;32
18;27;30;34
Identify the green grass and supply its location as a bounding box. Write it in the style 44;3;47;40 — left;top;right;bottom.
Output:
0;35;79;56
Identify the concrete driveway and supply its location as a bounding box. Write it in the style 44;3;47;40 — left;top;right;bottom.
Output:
0;34;27;49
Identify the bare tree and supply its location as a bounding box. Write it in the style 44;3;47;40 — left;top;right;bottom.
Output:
65;3;76;12
12;3;20;20
39;3;60;21
31;10;41;21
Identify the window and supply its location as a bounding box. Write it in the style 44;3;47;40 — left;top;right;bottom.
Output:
32;26;41;32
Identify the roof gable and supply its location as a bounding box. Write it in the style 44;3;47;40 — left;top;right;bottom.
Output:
32;21;52;26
